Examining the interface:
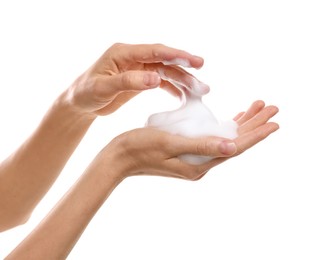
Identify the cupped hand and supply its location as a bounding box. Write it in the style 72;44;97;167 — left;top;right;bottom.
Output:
65;43;207;117
103;100;279;181
204;100;279;176
232;100;279;155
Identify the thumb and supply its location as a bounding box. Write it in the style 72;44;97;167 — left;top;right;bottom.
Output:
176;136;238;157
107;71;161;92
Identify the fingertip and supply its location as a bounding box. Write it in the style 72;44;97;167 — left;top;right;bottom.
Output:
233;111;245;121
191;55;204;69
270;122;280;132
261;105;280;121
254;100;265;109
273;105;280;114
144;72;161;88
191;77;210;96
220;140;237;156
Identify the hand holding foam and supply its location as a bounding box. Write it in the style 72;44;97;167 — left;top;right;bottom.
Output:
146;67;238;165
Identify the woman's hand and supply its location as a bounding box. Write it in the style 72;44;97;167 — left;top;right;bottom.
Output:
65;43;207;117
4;100;278;259
101;100;279;181
207;100;279;170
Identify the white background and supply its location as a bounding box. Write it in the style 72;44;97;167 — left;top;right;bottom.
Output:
0;0;331;259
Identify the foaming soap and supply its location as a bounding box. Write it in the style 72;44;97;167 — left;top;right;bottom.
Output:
146;70;238;165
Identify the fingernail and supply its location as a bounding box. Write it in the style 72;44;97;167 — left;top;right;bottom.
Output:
193;55;204;69
162;58;190;67
220;141;237;155
144;72;161;87
191;78;210;96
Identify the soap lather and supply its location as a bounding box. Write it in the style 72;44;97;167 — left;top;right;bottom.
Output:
146;70;238;165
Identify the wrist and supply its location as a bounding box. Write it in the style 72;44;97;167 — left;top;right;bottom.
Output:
55;87;97;122
99;147;129;182
84;149;127;198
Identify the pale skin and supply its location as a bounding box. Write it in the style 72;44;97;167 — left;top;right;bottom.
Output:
0;42;279;259
5;100;279;259
0;43;207;231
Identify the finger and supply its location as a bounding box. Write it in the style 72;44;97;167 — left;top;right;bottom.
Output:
164;134;238;158
121;43;204;69
233;111;245;121
235;122;279;155
187;121;280;174
236;100;265;126
159;80;182;97
159;65;210;96
145;63;209;96
238;105;279;134
95;71;161;98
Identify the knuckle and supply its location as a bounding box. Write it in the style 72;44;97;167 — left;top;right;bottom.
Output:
255;128;267;140
109;42;124;51
195;143;205;155
235;141;246;155
195;141;213;156
151;44;165;58
121;73;133;87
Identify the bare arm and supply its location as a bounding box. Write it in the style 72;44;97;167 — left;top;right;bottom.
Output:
0;43;205;231
5;101;279;259
0;96;95;231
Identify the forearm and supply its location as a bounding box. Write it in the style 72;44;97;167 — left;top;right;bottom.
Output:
5;102;279;258
0;91;96;231
5;155;122;260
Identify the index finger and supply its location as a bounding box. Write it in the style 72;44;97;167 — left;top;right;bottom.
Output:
119;43;204;69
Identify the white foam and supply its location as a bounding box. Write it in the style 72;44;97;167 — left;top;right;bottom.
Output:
157;68;210;97
146;73;238;165
162;58;191;68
